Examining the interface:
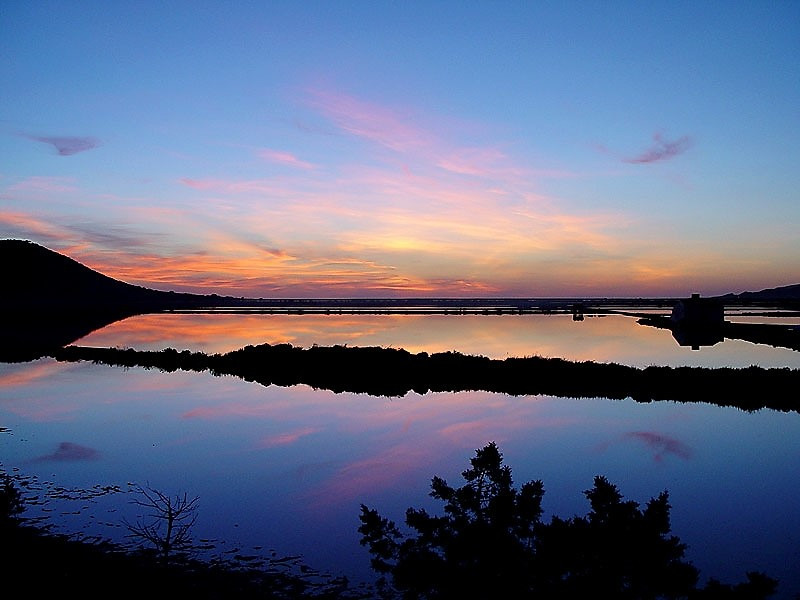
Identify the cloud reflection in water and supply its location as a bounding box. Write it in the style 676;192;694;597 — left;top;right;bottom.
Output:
33;441;100;462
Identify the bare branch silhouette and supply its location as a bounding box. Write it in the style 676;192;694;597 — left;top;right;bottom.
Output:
123;484;199;563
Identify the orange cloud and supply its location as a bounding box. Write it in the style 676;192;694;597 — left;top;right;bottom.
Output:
0;211;74;242
0;361;73;388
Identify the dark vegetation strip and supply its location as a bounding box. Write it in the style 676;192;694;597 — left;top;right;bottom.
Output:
50;344;800;413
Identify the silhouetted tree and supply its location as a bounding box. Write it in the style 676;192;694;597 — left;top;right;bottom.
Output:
359;443;778;600
360;442;544;598
533;475;698;598
124;484;199;563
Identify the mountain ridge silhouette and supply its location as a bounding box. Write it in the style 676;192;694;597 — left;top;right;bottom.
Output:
3;238;799;307
1;239;221;311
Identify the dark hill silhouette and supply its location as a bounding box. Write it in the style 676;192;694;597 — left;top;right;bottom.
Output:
736;283;800;301
2;238;798;360
4;239;799;312
0;239;217;312
0;239;229;360
718;283;800;306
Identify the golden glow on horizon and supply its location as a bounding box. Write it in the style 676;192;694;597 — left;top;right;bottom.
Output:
5;203;785;297
2;82;797;298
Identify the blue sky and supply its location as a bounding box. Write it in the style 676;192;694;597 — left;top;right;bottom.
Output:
1;1;798;296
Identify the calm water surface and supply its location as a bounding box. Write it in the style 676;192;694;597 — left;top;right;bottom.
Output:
77;312;800;367
1;313;799;596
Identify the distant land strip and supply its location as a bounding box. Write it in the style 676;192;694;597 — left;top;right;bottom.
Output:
50;344;799;413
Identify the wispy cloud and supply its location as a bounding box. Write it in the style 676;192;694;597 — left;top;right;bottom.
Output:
258;427;320;448
0;361;73;388
0;211;74;243
158;87;647;295
305;87;433;154
304;444;433;509
304;86;532;181
624;132;692;164
435;147;525;178
258;149;315;170
22;133;101;156
0;210;166;257
6;175;78;193
178;177;309;196
0;87;714;297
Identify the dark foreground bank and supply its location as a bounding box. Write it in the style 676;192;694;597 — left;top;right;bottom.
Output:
2;524;345;599
0;476;365;599
50;343;800;412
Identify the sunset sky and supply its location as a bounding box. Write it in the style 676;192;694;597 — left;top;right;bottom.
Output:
1;1;798;298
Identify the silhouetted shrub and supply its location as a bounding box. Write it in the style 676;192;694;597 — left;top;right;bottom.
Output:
1;471;24;530
358;443;778;600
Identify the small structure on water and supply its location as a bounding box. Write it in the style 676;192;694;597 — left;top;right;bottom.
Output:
572;303;585;321
671;293;724;327
670;293;725;350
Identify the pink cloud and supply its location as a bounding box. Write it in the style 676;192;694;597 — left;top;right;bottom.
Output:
0;361;73;388
258;149;315;170
305;87;539;183
6;176;78;193
305;87;433;154
304;444;433;510
178;177;303;196
258;427;319;448
179;178;223;190
183;403;275;419
624;133;692;164
436;147;525;178
0;211;74;243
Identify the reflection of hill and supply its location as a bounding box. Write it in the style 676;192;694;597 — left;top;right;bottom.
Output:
51;343;800;413
0;240;230;359
721;321;800;351
0;312;134;362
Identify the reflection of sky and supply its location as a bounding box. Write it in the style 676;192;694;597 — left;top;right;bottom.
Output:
728;315;800;325
1;360;799;594
76;313;800;368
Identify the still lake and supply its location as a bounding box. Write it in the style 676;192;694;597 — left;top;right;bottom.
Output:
2;312;799;595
